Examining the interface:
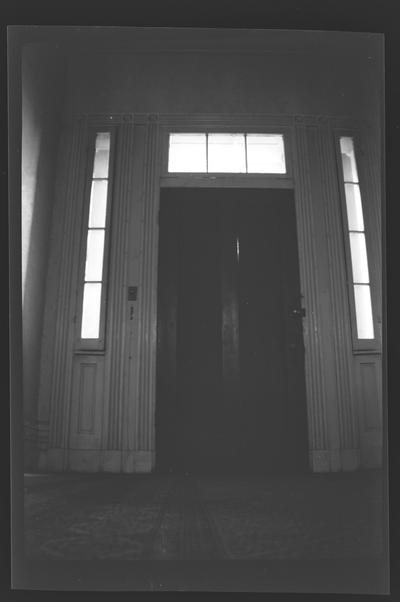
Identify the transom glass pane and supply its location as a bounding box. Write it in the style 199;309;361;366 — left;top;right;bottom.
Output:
344;183;364;231
208;134;246;172
168;133;207;172
349;232;370;284
81;283;102;339
84;229;105;281
246;134;286;173
354;285;374;339
340;136;359;183
88;180;108;228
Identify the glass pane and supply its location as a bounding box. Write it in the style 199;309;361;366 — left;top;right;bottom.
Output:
349;232;370;284
96;132;111;151
168;133;207;172
208;134;246;173
84;229;105;281
354;285;374;339
88;180;108;228
81;283;102;339
93;151;110;179
93;133;111;178
246;134;286;173
340;137;359;183
344;183;364;231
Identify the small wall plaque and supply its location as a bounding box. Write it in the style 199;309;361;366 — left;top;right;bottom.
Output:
128;286;138;301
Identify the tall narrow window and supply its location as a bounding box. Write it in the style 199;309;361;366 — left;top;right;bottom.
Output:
339;137;374;340
80;132;111;341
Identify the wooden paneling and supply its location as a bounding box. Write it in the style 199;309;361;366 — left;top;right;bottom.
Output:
355;355;383;467
360;361;381;430
69;356;104;450
77;363;96;434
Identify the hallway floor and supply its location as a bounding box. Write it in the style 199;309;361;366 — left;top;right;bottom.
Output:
20;471;388;593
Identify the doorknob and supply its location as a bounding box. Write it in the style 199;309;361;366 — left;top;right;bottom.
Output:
290;308;306;318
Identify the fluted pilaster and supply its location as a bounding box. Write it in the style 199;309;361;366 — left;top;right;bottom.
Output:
105;116;135;451
48;119;87;459
136;116;161;455
317;118;358;452
293;117;329;459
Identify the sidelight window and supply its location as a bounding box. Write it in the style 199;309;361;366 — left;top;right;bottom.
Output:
168;133;286;173
339;136;374;341
79;131;113;344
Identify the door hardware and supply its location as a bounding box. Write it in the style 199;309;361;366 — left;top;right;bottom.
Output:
291;308;306;318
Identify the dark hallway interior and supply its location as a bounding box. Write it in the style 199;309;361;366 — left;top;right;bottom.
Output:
156;188;308;474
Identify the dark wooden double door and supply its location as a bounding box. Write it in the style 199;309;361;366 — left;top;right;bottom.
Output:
156;188;308;474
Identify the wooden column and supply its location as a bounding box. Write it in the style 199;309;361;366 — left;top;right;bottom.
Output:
293;116;335;471
39;118;88;471
135;115;161;471
317;117;359;469
101;116;135;471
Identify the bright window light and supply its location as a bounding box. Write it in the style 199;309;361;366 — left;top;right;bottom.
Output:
340;137;359;183
167;133;286;174
208;134;246;172
81;283;102;339
168;133;207;172
344;183;364;231
81;132;111;340
354;285;374;339
246;134;286;173
339;136;374;340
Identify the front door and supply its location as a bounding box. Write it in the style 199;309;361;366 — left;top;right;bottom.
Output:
156;188;308;473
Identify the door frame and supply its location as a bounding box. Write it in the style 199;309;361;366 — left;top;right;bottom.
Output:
38;112;379;474
156;185;309;473
154;118;309;472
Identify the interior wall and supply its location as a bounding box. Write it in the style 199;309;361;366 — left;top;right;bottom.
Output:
21;43;66;469
25;28;383;473
65;43;381;121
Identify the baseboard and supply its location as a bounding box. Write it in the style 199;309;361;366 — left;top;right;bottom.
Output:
38;448;368;474
38;448;155;473
309;448;361;472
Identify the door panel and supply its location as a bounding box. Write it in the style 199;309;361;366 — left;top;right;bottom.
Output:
156;188;308;473
178;196;223;470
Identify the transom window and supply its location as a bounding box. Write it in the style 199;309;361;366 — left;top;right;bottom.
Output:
168;133;286;174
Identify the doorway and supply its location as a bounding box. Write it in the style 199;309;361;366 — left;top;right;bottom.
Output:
156;188;308;474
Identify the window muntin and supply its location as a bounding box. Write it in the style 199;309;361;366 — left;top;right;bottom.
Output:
168;133;286;174
339;136;374;341
80;131;111;341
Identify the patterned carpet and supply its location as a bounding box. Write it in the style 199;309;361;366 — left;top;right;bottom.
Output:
24;471;385;561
